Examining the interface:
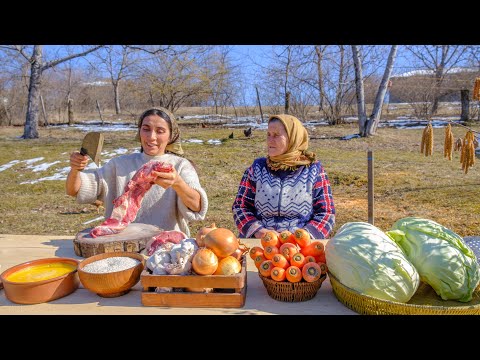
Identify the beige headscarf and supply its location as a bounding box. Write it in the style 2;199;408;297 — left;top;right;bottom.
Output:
136;107;184;155
266;114;316;171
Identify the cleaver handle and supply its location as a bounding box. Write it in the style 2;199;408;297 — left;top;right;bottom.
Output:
80;147;88;156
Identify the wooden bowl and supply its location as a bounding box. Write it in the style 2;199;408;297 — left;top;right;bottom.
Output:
78;252;145;298
0;257;80;304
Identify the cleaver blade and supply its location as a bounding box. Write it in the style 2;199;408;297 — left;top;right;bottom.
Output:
80;132;104;167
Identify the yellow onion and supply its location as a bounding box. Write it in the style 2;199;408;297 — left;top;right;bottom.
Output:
192;248;218;275
214;256;242;275
195;223;217;247
203;228;239;258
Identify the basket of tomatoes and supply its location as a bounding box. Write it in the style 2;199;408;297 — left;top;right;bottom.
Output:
252;229;328;302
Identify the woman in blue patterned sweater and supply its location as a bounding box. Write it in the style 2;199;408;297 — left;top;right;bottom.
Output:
232;114;335;239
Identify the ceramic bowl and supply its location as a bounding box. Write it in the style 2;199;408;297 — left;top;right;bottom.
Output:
77;251;145;298
0;257;80;304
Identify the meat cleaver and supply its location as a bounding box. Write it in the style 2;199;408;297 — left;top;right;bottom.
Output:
80;132;104;166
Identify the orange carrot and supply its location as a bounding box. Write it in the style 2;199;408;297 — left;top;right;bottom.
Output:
278;230;296;245
301;240;325;259
290;252;306;269
279;243;299;261
271;267;286;282
259;260;274;278
317;251;326;264
304;255;316;263
302;262;321;282
254;254;267;269
271;253;289;269
249;246;264;260
261;231;280;248
293;228;311;248
263;245;279;260
285;266;302;283
317;262;328;275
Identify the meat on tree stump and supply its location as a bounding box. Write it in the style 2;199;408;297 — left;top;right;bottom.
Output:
74;223;163;258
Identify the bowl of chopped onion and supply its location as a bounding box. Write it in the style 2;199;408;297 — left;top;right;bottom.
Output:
78;252;145;298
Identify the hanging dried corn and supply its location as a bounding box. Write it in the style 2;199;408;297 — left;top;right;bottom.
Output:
461;130;476;174
443;123;454;160
420;122;433;156
473;77;480;101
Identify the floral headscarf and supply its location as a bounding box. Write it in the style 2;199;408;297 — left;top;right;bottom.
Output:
136;107;184;155
266;114;316;171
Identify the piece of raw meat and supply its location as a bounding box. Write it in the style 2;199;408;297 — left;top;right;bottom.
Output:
90;161;173;238
145;230;188;256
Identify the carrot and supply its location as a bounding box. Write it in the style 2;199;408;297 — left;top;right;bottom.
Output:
254;254;267;269
317;251;326;264
293;228;311;248
271;267;286;282
290;252;306;269
271;253;289;269
263;245;279;260
279;243;299;261
300;240;325;259
249;246;264;260
317;262;328;275
261;231;280;249
278;230;296;245
304;255;316;263
285;266;302;283
259;260;274;278
302;262;321;282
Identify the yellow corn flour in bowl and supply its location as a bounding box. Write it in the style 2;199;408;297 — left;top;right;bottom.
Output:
6;262;77;283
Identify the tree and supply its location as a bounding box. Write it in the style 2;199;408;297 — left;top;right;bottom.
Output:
352;45;398;137
0;45;103;138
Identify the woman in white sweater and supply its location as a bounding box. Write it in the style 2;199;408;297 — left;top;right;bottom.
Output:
66;107;208;237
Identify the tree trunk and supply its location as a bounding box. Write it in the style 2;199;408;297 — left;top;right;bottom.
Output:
23;46;43;139
96;100;104;124
366;45;398;136
315;46;325;113
114;82;121;114
67;98;74;125
285;91;290;114
352;46;367;136
460;89;470;122
40;94;48;126
255;85;264;123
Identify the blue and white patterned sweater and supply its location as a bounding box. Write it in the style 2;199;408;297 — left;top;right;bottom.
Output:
232;158;335;239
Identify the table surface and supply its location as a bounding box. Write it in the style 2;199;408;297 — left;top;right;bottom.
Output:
0;234;356;315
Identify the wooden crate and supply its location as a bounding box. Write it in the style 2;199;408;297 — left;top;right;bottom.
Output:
140;256;247;308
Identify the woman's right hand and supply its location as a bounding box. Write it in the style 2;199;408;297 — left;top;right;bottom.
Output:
69;151;89;172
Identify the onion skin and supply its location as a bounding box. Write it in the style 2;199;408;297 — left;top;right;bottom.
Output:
214;256;242;275
192;248;218;275
195;223;217;247
203;228;239;258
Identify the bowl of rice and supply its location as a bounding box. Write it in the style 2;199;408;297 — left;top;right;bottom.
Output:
78;252;145;298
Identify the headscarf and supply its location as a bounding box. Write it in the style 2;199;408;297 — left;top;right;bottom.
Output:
266;114;316;171
136;107;184;155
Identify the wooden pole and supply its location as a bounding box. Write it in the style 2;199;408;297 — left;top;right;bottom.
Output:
3;102;11;126
367;150;374;225
40;95;48;126
255;85;264;123
96;100;104;125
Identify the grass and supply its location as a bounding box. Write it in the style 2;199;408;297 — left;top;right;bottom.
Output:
0;120;479;238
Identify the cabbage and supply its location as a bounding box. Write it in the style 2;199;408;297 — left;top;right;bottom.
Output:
386;217;480;302
326;222;420;303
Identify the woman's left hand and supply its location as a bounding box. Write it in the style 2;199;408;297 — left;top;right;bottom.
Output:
153;168;181;189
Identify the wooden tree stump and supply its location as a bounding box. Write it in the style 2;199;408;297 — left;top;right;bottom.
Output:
74;223;163;258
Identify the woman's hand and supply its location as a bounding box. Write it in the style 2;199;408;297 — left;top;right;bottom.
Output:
153;168;181;189
254;228;279;239
69;151;89;172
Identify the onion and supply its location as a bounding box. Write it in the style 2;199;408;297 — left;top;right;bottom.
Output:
214;256;242;275
203;228;239;258
185;287;213;293
192;248;218;275
231;242;249;260
195;223;217;247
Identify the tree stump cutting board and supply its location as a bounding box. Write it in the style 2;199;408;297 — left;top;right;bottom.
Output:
74;223;163;258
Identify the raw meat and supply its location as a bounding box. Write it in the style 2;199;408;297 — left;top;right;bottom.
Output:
145;230;188;256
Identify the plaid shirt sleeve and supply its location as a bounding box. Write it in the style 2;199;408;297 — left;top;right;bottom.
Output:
304;162;336;239
232;164;263;238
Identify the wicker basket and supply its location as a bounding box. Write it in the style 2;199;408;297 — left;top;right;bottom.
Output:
259;273;327;302
329;271;480;315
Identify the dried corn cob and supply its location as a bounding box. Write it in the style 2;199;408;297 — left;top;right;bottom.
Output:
444;123;454;160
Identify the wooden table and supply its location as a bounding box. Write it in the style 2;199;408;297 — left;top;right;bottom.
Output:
0;234;356;315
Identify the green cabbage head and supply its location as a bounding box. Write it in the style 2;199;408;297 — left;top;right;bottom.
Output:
326;222;420;303
386;217;480;302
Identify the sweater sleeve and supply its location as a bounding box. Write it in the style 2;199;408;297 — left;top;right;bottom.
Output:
75;160;115;205
176;160;208;221
232;164;263;238
304;162;336;239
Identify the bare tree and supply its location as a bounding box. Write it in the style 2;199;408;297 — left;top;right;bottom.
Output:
0;45;103;138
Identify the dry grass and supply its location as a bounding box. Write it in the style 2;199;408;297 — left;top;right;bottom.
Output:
0;119;479;239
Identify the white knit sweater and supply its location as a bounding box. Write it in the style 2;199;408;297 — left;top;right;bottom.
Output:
76;152;208;237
